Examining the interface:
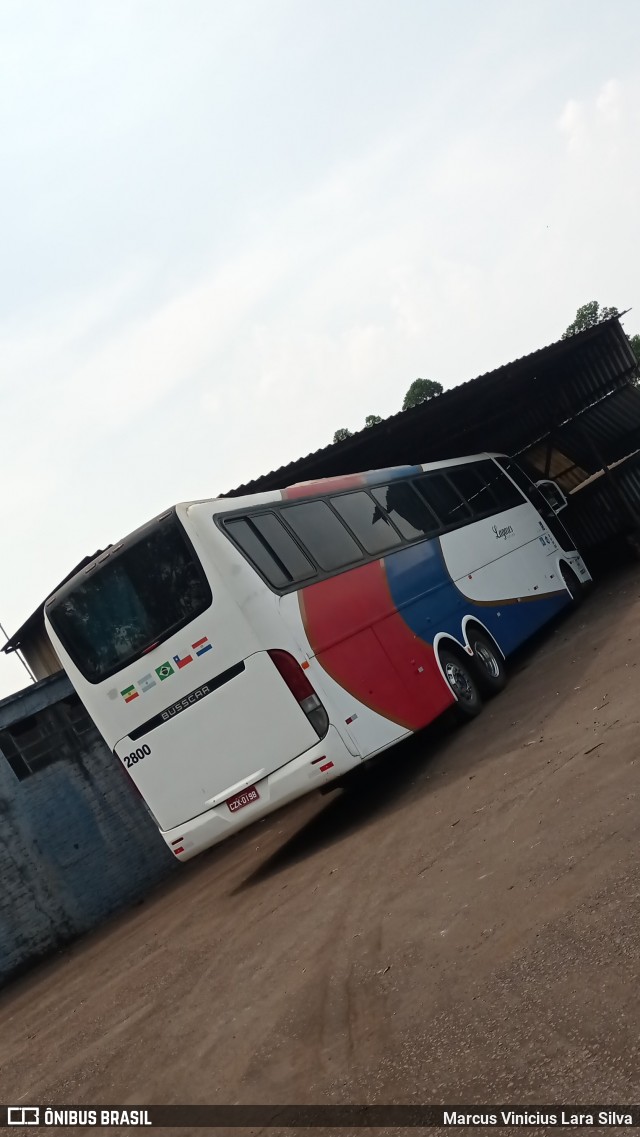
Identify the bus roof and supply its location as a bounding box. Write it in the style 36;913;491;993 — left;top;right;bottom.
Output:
43;452;507;604
206;451;506;512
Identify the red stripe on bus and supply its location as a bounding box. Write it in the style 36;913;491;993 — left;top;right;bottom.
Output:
298;560;452;732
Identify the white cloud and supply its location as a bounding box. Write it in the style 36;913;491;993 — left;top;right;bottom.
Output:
596;78;623;124
558;76;637;164
557;97;588;153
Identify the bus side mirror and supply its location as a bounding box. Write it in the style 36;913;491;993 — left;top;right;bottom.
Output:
535;479;568;514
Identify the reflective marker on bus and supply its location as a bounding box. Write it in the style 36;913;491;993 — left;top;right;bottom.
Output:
44;453;590;861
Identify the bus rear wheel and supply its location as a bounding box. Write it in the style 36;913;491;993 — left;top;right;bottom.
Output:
439;645;483;721
468;630;507;697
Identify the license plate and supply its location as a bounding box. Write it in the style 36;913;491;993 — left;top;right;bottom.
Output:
227;786;260;813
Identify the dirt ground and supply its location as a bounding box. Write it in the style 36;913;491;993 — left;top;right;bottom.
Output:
2;561;640;1135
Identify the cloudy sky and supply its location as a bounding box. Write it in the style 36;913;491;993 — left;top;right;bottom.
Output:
1;0;640;698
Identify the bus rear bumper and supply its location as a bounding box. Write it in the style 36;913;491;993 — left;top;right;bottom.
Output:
160;726;360;861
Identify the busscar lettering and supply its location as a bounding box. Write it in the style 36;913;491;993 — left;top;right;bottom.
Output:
162;684;211;722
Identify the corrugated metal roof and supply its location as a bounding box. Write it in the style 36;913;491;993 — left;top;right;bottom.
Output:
224;318;638;496
520;384;640;489
616;451;640;515
563;450;640;548
550;384;640;463
3;318;638;657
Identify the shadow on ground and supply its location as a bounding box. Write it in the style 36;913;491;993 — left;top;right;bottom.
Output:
231;717;454;893
233;559;639;892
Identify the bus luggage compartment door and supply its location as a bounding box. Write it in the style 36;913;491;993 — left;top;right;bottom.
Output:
114;650;320;831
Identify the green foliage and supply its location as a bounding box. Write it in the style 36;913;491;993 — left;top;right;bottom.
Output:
333;416;381;443
562;300;621;339
402;378;444;411
332;380;445;440
333;305;640;443
562;301;639;383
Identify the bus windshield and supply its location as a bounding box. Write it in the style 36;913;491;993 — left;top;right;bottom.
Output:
47;514;212;683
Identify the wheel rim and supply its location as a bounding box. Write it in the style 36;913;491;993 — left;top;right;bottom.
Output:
444;660;475;703
473;640;500;679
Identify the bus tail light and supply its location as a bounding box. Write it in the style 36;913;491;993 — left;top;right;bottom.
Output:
267;650;329;739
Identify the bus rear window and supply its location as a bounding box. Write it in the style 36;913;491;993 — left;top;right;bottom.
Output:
47;515;212;683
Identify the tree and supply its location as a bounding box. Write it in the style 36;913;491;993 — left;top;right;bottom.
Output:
562;300;620;340
332;427;353;443
364;414;382;428
562;301;639;382
402;378;443;411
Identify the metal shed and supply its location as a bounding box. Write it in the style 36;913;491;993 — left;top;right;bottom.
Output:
223;318;640;500
3;318;640;685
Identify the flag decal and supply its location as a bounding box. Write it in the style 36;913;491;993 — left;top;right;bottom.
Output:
121;685;139;703
138;673;157;693
173;652;193;670
192;635;212;656
155;661;175;681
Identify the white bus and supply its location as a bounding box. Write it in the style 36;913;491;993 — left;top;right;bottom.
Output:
44;454;589;861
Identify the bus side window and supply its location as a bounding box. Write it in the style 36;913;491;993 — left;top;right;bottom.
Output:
224;516;313;589
281;500;364;572
499;459;538;500
251;513;315;582
446;465;496;516
413;473;471;527
331;491;402;555
474;460;524;511
371;483;439;541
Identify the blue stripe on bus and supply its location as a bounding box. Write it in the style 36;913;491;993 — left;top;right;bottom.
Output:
383;538;569;657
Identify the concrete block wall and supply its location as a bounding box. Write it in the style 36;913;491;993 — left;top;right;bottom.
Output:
0;675;176;985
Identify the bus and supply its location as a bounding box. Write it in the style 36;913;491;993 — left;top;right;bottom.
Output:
44;453;590;862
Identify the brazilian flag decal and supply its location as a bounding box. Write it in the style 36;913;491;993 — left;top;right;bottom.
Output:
155;661;175;681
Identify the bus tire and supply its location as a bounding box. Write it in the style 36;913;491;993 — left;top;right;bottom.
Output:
560;564;583;606
467;629;507;697
438;645;483;721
